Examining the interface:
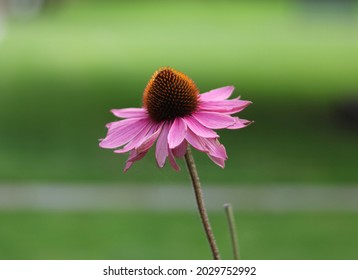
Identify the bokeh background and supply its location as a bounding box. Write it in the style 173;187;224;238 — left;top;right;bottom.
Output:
0;0;357;259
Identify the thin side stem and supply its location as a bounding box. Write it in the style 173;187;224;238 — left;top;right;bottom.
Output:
184;147;221;260
224;203;240;260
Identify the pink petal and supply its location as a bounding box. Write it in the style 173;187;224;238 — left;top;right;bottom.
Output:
105;122;116;129
136;124;163;153
111;108;147;118
199;86;234;102
199;99;252;114
183;116;218;138
124;160;134;172
128;148;148;162
114;120;155;154
168;148;180;171
227;117;252;130
99;118;149;149
114;142;138;155
105;117;144;130
185;129;207;153
208;155;225;168
201;138;228;159
192;111;235;129
168;117;187;149
155;122;171;167
172;140;188;158
185;130;227;159
124;149;149;172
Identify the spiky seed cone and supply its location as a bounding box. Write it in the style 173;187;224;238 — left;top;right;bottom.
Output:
143;67;199;122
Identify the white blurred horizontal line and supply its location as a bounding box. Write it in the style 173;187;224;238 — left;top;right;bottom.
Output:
0;184;357;212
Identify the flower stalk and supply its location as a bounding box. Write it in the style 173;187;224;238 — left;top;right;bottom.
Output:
184;146;221;260
224;203;240;260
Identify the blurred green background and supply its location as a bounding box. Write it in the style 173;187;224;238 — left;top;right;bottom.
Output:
0;0;357;259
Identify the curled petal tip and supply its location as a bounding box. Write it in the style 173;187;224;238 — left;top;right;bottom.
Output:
124;161;133;172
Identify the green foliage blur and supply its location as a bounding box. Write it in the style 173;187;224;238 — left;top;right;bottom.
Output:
1;211;358;259
0;0;357;184
0;0;358;260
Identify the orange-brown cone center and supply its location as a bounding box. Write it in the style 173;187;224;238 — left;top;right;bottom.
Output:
143;67;199;122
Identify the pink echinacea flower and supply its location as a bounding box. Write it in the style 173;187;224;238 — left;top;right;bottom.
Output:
99;67;251;171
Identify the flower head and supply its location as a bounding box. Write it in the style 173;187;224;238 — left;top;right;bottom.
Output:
100;67;251;171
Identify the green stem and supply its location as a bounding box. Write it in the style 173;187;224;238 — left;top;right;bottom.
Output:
184;147;221;260
224;203;240;260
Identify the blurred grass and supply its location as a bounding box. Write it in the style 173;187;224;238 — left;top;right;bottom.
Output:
0;211;357;259
0;1;357;184
1;2;356;262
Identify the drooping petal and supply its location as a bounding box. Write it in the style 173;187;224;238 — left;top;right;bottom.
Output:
114;120;155;154
208;155;225;168
185;129;228;166
199;99;252;115
105;116;146;130
199;86;234;102
105;122;116;129
136;124;163;153
172;140;188;158
201;137;228;159
226;117;252;130
124;149;149;172
168;117;187;149
155;122;171;167
111;108;147;119
185;129;208;153
124;161;133;172
99;118;149;149
128;148;148;162
113;141;139;154
183;116;218;138
192;111;235;129
168;148;180;171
